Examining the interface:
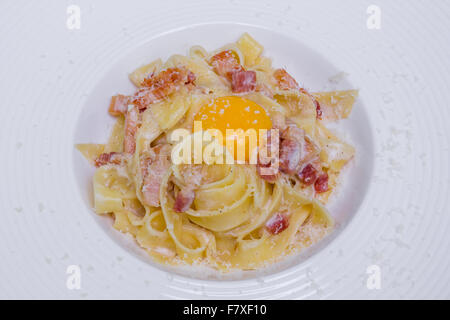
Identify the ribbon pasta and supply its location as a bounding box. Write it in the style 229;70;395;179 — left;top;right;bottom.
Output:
77;33;356;271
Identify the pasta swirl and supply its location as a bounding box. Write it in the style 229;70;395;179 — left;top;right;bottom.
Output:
77;33;356;271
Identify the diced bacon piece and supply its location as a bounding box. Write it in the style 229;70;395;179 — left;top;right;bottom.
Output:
265;213;289;235
108;94;129;116
173;165;205;212
257;130;280;183
278;125;305;174
258;130;279;165
231;70;256;93
258;130;277;163
297;163;317;186
94;152;125;167
210;50;244;80
141;66;195;88
140;155;151;178
315;100;323;119
281;125;305;143
274;69;322;119
279;139;301;174
314;172;329;193
142;181;161;207
154;144;172;155
132;67;196;110
273;68;299;90
173;188;195;213
142;163;166;207
124;105;139;154
141;146;171;207
132;87;163;110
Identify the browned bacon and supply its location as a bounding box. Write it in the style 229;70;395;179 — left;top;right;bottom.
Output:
279;125;304;174
108;94;129;116
132;88;161;110
256;130;280;183
123;105;140;154
173;165;205;213
231;70;256;93
279;139;301;174
94;152;126;167
174;188;195;213
132;67;196;110
141;66;195;88
297;163;317;185
314;172;329;193
281;125;305;143
265;213;289;235
210;50;244;80
273;68;323;119
210;50;260;94
315;101;323;119
141;145;171;207
273;68;300;90
256;123;326;193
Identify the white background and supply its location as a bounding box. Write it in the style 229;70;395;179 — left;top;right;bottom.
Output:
0;0;449;299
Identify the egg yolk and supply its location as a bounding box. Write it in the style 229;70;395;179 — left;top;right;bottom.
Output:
194;96;272;162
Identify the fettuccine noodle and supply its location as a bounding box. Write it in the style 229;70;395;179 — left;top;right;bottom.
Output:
76;33;356;271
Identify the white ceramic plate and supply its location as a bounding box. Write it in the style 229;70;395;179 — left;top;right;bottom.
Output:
1;0;449;299
73;23;374;280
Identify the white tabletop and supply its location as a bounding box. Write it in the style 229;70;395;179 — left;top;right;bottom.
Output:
0;0;449;299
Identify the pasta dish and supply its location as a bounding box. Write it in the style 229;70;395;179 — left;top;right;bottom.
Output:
77;33;357;271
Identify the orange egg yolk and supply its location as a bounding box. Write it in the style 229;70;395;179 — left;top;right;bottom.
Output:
194;96;272;162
